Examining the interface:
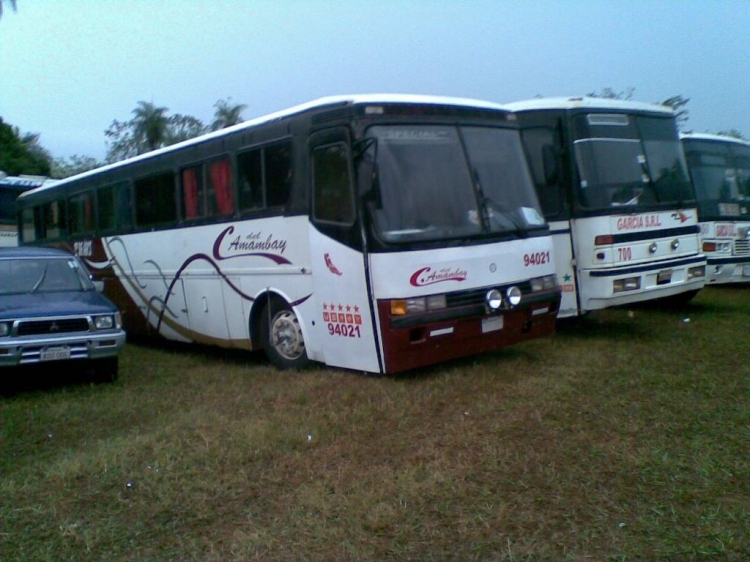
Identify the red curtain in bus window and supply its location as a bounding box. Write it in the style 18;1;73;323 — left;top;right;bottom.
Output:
182;168;199;219
211;160;234;215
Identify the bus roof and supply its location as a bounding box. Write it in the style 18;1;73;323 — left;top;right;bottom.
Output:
18;94;509;199
0;176;49;190
680;132;750;147
502;96;675;115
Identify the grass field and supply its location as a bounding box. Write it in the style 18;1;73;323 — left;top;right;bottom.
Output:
1;287;749;561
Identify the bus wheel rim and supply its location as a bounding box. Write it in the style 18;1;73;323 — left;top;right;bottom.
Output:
271;310;305;360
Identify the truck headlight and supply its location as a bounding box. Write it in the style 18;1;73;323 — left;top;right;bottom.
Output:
94;315;115;330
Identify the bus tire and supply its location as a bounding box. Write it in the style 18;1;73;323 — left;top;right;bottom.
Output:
262;301;310;371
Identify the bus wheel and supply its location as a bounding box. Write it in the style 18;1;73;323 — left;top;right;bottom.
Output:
263;302;310;370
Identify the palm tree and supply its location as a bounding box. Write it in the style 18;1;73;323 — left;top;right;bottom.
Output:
132;101;169;153
211;98;247;131
0;0;18;19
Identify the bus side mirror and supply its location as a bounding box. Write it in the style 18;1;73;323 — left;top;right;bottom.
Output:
542;144;559;185
358;161;382;209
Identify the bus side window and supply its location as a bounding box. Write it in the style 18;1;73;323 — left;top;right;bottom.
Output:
207;158;234;216
312;143;355;225
135;172;177;228
237;149;264;211
43;200;68;240
68;192;95;236
180;165;206;220
237;141;293;212
265;142;292;207
98;182;133;233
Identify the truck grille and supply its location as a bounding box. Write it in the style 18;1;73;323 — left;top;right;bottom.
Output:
15;318;90;336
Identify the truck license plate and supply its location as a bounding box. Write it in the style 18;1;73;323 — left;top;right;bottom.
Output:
40;347;71;361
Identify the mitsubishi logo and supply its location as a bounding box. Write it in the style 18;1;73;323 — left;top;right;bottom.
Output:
49;322;60;332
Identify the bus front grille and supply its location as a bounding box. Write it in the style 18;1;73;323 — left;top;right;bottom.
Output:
735;240;750;256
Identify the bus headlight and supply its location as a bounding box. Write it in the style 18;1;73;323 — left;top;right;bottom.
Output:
0;322;10;337
505;286;522;307
613;277;641;293
703;241;731;253
687;266;706;280
487;286;523;309
530;274;558;292
390;294;447;316
486;289;503;310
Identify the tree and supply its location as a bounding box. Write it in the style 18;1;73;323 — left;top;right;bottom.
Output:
586;87;635;100
211;97;247;131
132;101;170;152
51;154;103;179
165;114;207;145
104;118;139;163
660;95;690;129
716;129;746;141
0;0;17;19
105;101;204;163
0;118;51;176
105;99;251;163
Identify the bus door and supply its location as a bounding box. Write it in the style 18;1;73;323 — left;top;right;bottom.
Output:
307;128;382;373
520;119;582;317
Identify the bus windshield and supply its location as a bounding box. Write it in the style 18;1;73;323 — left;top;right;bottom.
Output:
572;114;693;211
684;140;750;220
366;125;545;243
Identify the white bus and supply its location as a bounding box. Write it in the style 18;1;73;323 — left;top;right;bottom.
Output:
17;95;561;374
0;176;50;247
681;133;750;284
503;97;706;318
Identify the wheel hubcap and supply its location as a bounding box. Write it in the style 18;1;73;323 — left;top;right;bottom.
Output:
271;310;305;360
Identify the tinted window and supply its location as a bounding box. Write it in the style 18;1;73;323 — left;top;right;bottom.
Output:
135;172;176;227
68;192;95;236
313;143;354;225
237;141;293;211
237;149;263;210
266;143;292;207
98;182;132;232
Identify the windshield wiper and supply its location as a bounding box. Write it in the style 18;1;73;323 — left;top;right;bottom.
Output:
484;196;529;238
31;262;49;293
471;168;528;238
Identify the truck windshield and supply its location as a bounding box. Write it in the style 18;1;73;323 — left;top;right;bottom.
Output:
365;125;545;243
684;140;750;220
572;113;694;210
0;257;94;295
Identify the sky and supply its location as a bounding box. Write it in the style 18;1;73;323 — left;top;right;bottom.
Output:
1;0;748;162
